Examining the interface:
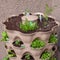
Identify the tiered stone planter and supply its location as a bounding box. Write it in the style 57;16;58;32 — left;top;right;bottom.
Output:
3;12;60;60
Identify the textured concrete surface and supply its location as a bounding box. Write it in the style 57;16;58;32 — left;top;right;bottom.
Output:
0;0;60;60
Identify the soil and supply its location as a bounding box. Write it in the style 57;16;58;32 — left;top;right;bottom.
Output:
5;44;8;49
13;40;23;47
3;14;58;33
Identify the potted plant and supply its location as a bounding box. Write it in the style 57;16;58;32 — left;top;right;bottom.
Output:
2;4;59;60
31;38;45;49
20;18;39;33
40;50;51;60
21;52;34;60
13;40;25;49
49;34;58;44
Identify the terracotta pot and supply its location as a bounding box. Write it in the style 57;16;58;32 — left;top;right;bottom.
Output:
3;12;60;60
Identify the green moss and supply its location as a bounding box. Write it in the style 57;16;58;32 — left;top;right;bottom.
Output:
49;34;58;44
1;31;8;41
41;51;51;60
20;19;38;32
31;38;45;49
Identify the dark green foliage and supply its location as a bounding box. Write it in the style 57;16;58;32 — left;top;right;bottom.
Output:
8;50;16;57
1;31;8;41
31;38;45;49
25;53;30;60
41;51;51;60
49;34;58;44
20;19;38;32
44;4;53;20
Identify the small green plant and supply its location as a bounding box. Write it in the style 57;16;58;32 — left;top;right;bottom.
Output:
44;4;53;20
31;38;45;49
25;53;30;60
3;50;16;60
15;40;21;45
1;31;8;41
49;34;58;44
41;51;51;60
8;50;16;57
20;19;38;32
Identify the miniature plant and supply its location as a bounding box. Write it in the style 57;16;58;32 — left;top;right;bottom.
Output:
44;4;53;20
20;19;38;32
13;40;25;48
15;40;21;45
1;31;8;41
8;50;16;57
41;51;51;60
49;34;58;44
25;53;30;60
31;38;45;49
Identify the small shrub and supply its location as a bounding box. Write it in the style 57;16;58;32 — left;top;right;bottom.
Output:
49;34;58;44
41;51;51;60
31;38;45;49
20;19;38;32
1;31;8;41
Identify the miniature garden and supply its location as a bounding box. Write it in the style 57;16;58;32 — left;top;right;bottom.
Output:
0;4;60;60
